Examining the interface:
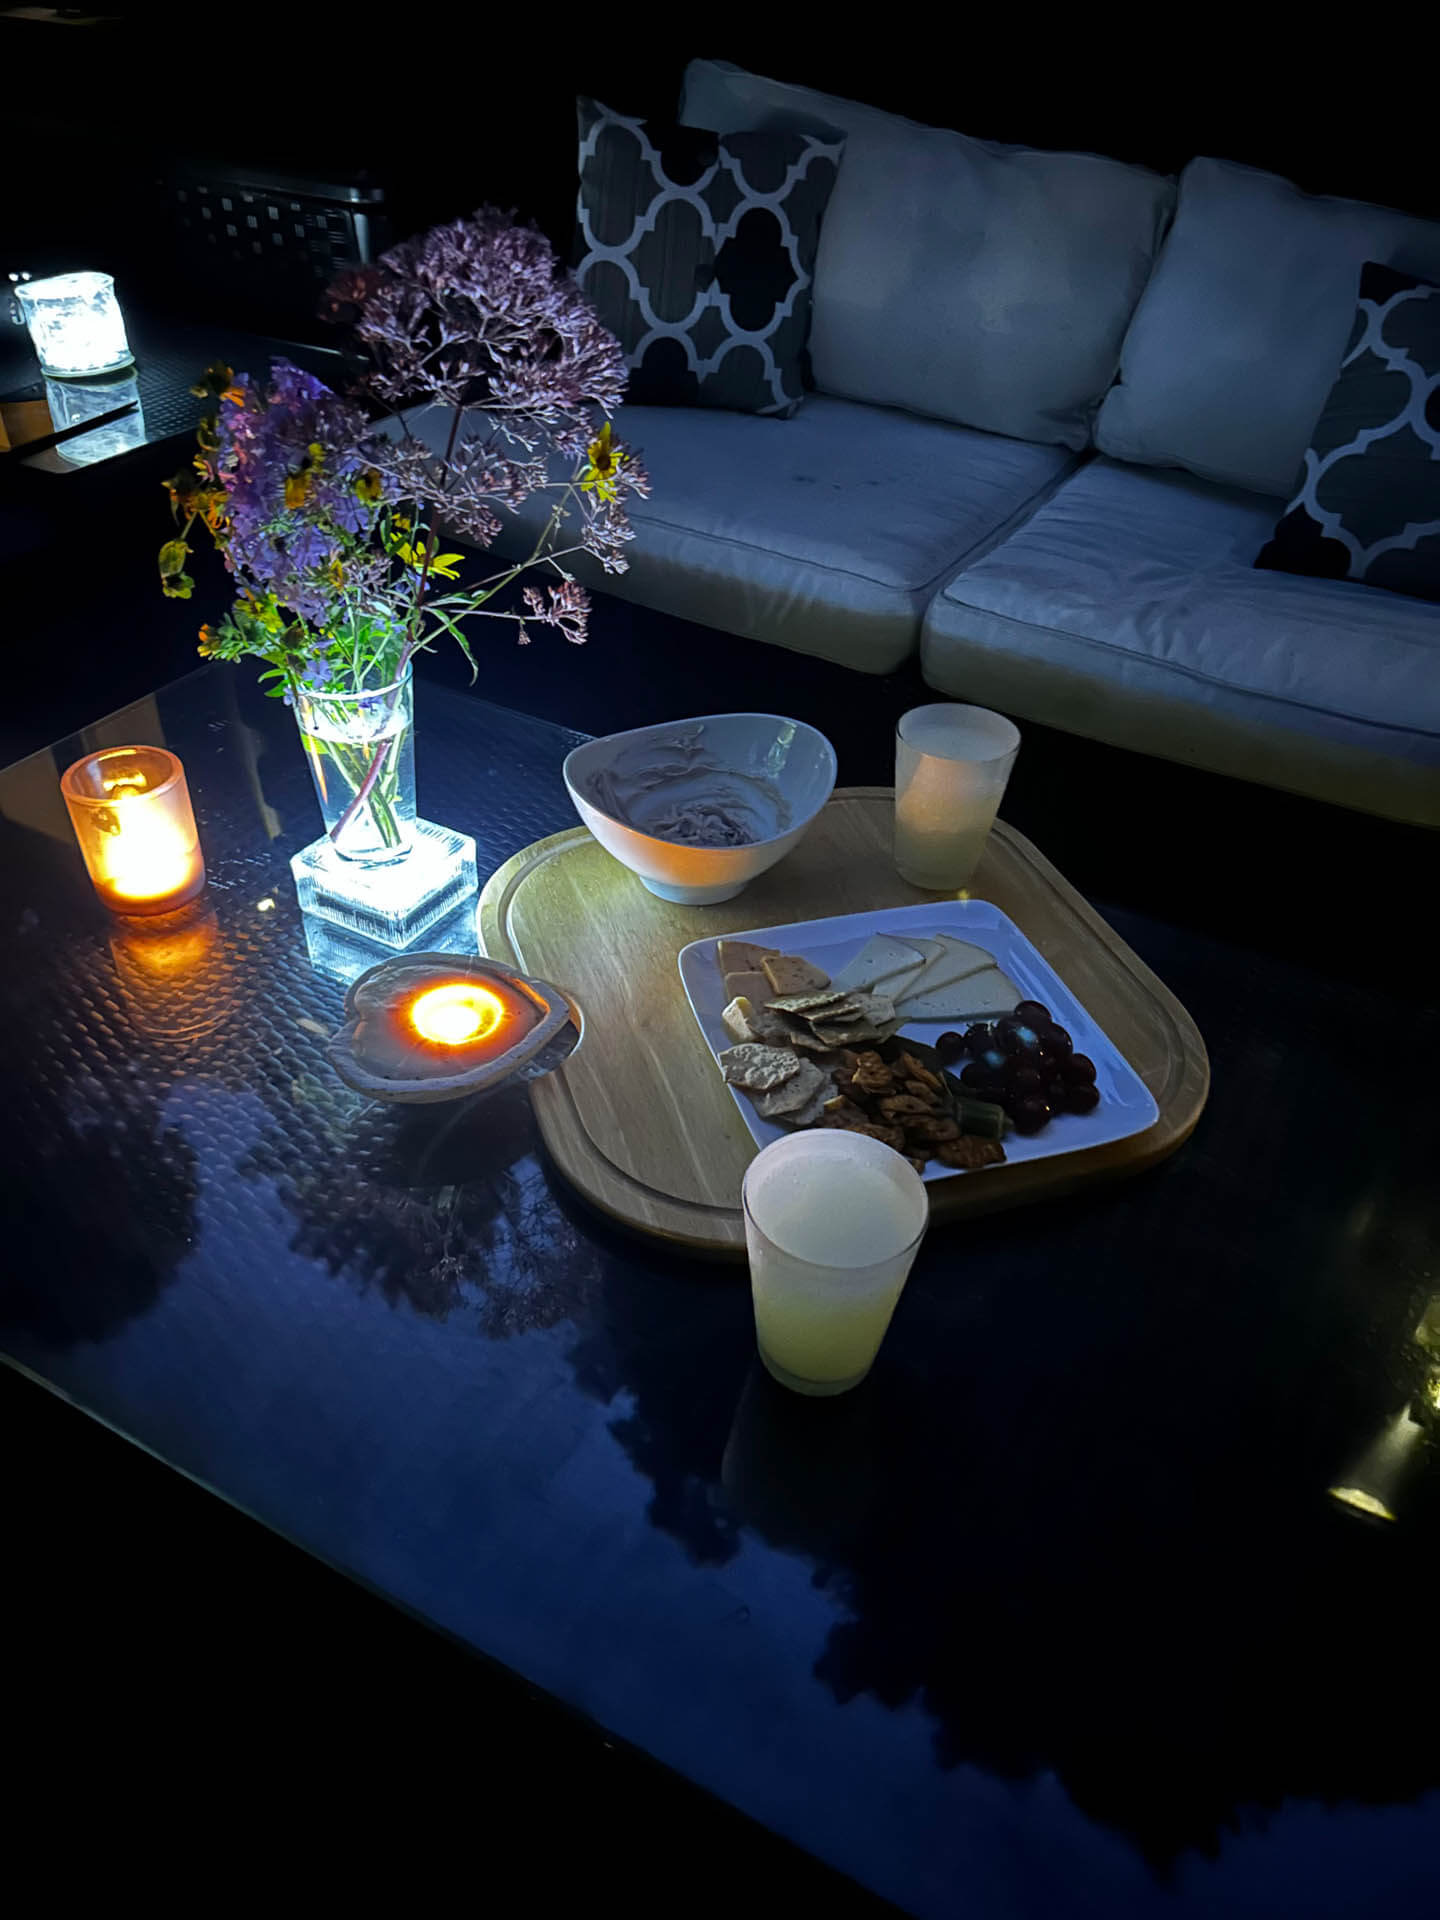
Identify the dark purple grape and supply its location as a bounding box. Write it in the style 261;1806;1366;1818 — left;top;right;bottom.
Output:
1014;1000;1051;1025
977;1047;1010;1080
1009;1066;1043;1097
999;1022;1043;1057
963;1022;995;1054
935;1031;966;1065
960;1059;1000;1092
1064;1053;1097;1085
1045;1076;1068;1105
1064;1083;1100;1115
1038;1022;1073;1060
1012;1095;1052;1134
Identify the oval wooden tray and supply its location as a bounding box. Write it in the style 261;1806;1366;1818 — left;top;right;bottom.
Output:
478;789;1209;1259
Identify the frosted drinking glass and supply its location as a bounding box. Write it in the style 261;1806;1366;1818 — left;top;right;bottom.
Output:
742;1130;929;1396
894;703;1020;890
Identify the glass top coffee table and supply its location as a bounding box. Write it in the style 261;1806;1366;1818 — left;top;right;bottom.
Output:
1;666;1436;1916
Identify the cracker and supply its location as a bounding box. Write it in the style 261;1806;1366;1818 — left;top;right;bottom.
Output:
751;1059;828;1119
851;990;896;1025
717;939;777;975
765;989;855;1016
775;1074;837;1128
761;953;830;995
719;1044;803;1092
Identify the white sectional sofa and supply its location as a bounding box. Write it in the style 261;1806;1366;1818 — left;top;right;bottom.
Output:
450;59;1440;827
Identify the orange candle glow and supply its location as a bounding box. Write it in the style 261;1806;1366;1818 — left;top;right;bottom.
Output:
61;745;206;915
408;982;507;1047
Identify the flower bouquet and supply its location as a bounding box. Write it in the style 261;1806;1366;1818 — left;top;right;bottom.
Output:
159;207;647;865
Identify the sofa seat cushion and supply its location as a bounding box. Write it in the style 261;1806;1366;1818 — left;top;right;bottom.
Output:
1096;158;1440;497
420;395;1076;674
679;59;1175;451
921;458;1440;825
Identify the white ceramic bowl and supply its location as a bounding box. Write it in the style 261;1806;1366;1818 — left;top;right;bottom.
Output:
563;714;837;906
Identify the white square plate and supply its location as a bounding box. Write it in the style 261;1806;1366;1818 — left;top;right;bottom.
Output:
678;900;1159;1182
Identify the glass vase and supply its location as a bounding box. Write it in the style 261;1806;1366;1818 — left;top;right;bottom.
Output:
294;666;416;866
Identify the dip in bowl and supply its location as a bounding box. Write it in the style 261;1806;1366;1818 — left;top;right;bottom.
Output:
563;714;837;905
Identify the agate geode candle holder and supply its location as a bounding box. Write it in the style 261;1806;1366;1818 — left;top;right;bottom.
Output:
327;953;575;1103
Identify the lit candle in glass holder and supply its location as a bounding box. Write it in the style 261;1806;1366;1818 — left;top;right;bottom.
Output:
328;955;575;1102
61;745;206;915
15;271;134;378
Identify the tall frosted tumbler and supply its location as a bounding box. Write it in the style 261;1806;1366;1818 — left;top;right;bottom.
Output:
894;703;1020;889
743;1130;929;1396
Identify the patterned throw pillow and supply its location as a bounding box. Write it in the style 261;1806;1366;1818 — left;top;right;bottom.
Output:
1256;262;1440;601
573;97;844;418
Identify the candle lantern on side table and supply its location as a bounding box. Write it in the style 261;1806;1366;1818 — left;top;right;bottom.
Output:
16;271;134;378
61;745;206;916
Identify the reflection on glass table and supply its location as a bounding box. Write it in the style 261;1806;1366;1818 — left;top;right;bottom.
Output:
3;665;1440;1918
1329;1291;1440;1523
45;372;146;466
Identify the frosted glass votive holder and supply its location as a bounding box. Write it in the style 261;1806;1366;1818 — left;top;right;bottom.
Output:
894;703;1021;890
16;271;133;378
61;744;206;915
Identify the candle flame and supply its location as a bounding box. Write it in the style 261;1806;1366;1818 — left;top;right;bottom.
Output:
409;982;506;1047
103;799;194;901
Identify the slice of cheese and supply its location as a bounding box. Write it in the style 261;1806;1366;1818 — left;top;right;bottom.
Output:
830;933;929;995
896;966;1021;1022
896;935;948;967
721;995;759;1043
901;936;998;1000
722;967;772;1005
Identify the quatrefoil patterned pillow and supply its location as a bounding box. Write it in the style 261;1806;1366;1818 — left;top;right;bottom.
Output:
574;97;844;418
1256;261;1440;602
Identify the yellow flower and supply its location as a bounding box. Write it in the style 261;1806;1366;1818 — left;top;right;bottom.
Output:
580;420;626;504
327;556;346;588
354;468;383;504
395;538;464;580
285;469;312;509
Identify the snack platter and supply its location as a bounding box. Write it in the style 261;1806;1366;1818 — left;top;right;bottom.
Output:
679;901;1159;1183
478;792;1207;1255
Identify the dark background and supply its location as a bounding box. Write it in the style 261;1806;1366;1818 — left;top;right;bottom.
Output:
6;8;1436;321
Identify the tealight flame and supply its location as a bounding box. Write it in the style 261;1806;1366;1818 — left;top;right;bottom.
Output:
409;982;506;1048
103;801;195;902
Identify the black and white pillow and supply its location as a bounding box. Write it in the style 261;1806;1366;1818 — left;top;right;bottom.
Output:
1256;261;1440;602
573;97;843;418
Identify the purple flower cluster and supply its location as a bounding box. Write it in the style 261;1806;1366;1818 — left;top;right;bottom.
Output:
327;207;627;447
167;209;652;674
321;211;648;630
216;361;392;620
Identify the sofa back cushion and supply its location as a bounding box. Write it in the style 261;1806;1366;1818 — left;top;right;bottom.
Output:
679;59;1175;450
1096;158;1440;497
574;98;844;418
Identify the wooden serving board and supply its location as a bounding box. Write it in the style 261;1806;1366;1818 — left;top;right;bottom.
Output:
478;789;1209;1259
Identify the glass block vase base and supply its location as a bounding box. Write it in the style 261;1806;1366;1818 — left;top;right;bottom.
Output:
290;819;478;950
301;899;480;987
